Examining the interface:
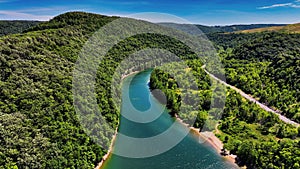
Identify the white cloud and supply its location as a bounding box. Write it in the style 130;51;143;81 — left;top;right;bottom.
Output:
0;0;17;3
0;6;81;20
290;4;300;8
0;10;53;20
258;3;292;9
258;1;300;9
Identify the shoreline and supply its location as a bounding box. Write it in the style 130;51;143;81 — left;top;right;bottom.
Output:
94;129;118;169
176;117;238;165
190;127;237;164
121;71;140;80
95;71;139;169
95;71;238;168
95;118;238;169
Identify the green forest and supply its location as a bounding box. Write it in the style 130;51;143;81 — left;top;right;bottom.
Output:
160;23;286;34
0;12;299;169
151;23;300;169
0;21;41;37
212;32;300;123
150;62;300;168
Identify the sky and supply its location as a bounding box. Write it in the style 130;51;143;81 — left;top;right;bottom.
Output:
0;0;300;25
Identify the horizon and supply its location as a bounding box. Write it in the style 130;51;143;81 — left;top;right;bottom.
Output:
0;0;300;26
0;11;296;27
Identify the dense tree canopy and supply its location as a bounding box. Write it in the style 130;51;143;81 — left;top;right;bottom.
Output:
214;32;300;123
0;12;207;168
149;31;300;169
0;21;41;37
150;61;300;169
0;12;299;169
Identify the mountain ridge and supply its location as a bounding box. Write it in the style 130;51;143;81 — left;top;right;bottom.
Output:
237;23;300;33
159;22;287;34
0;13;288;37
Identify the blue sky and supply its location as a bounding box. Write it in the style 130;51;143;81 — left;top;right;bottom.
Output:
0;0;299;25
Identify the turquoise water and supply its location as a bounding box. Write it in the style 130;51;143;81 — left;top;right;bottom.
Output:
101;70;237;169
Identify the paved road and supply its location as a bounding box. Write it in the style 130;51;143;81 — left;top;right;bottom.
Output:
202;65;299;127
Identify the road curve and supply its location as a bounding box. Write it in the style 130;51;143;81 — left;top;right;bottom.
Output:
202;65;299;127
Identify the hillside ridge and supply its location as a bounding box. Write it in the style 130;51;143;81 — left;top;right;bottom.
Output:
237;23;300;33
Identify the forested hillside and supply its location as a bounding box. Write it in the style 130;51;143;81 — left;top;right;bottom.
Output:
0;21;41;36
0;11;299;169
150;60;300;169
216;32;300;123
150;26;300;168
0;12;207;168
160;23;286;34
0;12;120;168
238;23;300;33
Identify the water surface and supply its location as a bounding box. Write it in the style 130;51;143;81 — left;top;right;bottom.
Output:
101;70;237;169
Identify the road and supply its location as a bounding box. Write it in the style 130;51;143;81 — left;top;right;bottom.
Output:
202;65;299;127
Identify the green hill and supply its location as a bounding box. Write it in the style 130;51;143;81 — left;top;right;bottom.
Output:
238;23;300;33
151;31;300;169
0;20;41;36
0;11;299;169
0;12;120;168
159;22;286;34
0;11;201;168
